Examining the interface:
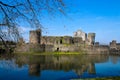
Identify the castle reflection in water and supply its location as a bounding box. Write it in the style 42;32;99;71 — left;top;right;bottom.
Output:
14;54;109;76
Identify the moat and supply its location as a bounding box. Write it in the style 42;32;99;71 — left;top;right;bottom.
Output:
0;54;120;80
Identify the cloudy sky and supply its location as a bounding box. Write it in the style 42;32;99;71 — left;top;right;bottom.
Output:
22;0;120;44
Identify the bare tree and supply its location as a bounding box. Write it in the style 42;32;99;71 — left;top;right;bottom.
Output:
0;0;65;53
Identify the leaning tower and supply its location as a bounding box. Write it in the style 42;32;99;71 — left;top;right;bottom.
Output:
29;29;41;44
87;33;95;45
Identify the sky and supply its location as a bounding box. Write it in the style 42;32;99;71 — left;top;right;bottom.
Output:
22;0;120;44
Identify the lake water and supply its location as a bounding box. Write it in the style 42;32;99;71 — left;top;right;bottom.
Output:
0;54;120;80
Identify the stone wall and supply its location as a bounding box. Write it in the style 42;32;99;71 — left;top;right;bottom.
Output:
41;36;56;45
95;45;109;53
62;36;72;44
72;37;84;46
84;45;109;54
44;45;54;52
15;42;54;53
116;43;120;49
41;36;83;46
15;44;44;53
17;32;84;53
53;44;81;52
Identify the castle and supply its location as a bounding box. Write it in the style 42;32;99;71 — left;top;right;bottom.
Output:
15;29;120;54
28;29;95;52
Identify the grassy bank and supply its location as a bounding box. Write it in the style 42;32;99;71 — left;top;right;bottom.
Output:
14;51;87;55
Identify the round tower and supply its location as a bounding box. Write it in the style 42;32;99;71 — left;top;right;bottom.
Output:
29;29;41;44
88;33;95;45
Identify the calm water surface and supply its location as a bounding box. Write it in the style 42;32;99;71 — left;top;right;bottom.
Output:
0;54;120;80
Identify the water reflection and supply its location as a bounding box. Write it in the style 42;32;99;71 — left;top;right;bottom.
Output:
0;54;120;80
15;54;109;76
110;56;120;64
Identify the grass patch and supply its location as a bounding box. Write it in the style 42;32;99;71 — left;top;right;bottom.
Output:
55;51;87;55
14;51;86;55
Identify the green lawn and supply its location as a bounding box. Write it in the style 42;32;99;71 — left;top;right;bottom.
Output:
14;51;87;55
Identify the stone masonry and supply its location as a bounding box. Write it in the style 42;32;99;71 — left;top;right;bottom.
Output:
30;29;41;44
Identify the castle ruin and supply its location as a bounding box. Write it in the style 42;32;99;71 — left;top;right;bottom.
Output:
30;29;41;44
27;29;96;52
40;29;95;46
15;29;114;53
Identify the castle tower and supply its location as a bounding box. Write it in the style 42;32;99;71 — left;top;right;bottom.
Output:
88;33;95;45
29;29;41;44
74;30;87;41
110;40;117;49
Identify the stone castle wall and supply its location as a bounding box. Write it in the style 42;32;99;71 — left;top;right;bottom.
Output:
15;29;120;54
29;29;96;46
16;29;111;53
53;44;82;52
41;36;83;46
28;29;97;52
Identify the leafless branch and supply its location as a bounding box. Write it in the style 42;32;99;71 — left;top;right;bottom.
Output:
0;0;66;52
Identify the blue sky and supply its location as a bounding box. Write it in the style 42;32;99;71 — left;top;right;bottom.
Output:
22;0;120;44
